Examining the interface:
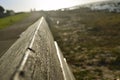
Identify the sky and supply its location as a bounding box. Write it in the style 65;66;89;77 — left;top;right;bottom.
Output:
0;0;107;12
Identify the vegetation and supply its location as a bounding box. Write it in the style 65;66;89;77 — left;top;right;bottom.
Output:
0;13;30;29
0;6;5;17
45;7;120;80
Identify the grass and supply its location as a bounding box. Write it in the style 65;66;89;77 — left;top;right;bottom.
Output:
45;7;120;80
0;13;30;29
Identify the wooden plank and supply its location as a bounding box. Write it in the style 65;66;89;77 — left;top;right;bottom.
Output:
0;18;41;80
0;17;75;80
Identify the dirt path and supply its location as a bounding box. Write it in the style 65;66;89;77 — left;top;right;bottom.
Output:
0;11;42;57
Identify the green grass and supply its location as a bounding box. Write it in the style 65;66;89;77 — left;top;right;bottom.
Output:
0;13;30;29
46;8;120;80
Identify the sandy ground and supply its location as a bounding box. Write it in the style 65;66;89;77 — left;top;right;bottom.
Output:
0;12;42;57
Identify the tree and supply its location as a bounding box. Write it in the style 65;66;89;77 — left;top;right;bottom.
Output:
0;6;5;17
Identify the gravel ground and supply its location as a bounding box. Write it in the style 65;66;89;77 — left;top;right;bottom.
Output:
0;11;42;57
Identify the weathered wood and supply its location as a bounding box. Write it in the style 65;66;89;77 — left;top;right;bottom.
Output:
0;17;75;80
54;41;76;80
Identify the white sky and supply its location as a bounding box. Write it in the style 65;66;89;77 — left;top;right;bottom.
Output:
0;0;107;12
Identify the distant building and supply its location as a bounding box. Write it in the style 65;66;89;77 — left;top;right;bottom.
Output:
6;10;15;16
90;3;120;13
91;5;111;10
